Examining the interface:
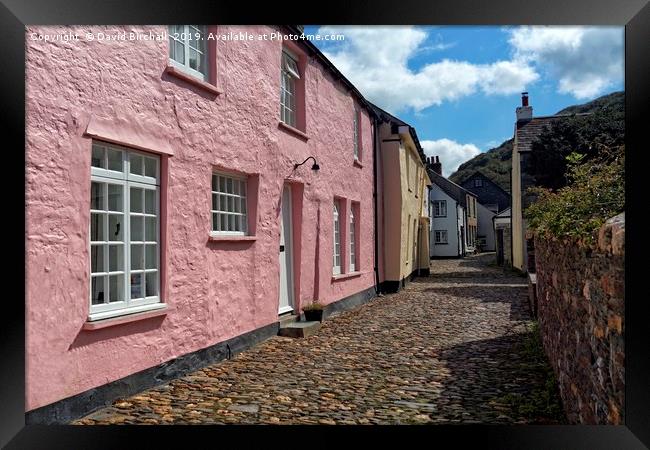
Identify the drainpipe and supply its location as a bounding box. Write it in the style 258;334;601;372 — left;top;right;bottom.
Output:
372;118;381;295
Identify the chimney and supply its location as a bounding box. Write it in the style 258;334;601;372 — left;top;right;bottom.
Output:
431;155;442;175
516;92;532;121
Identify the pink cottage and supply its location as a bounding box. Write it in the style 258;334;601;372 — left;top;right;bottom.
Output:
26;25;384;422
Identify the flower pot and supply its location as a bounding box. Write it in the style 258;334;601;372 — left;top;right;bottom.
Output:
303;309;323;322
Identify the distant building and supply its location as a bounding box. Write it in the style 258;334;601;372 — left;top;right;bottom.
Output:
460;171;511;214
426;157;478;258
493;207;512;267
476;202;496;252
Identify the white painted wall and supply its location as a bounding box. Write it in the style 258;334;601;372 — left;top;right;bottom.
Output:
429;184;460;257
476;202;496;251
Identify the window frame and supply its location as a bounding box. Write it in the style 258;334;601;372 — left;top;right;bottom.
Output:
333;200;341;275
349;205;357;272
434;230;448;244
89;141;162;321
210;171;249;236
353;107;360;161
280;49;300;128
433;200;447;218
168;25;208;81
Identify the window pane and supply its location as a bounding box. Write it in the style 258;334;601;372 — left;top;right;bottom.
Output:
91;145;106;168
189;48;198;70
107;184;123;211
212;194;218;211
145;216;156;241
91;245;105;273
175;40;185;64
130;188;143;212
131;216;144;241
212;213;219;231
227;196;233;213
226;178;232;194
130;154;144;176
90;213;106;241
220;214;226;231
108;214;123;241
145;244;157;269
131;244;144;270
241;197;247;214
144;189;156;214
130;272;143;299
108;244;124;272
91;182;105;210
212;175;218;191
91;276;106;305
109;274;124;302
107;148;122;171
144;157;157;178
145;272;158;297
229;214;235;232
219;176;226;192
219;194;226;212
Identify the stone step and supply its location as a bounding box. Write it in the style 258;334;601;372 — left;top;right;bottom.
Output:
278;313;299;328
278;321;321;339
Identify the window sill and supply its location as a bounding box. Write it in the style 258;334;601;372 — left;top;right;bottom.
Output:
278;122;309;141
164;65;222;96
84;304;168;330
331;271;363;282
353;159;363;168
208;234;257;242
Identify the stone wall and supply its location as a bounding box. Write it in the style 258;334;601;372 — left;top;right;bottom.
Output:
533;213;624;424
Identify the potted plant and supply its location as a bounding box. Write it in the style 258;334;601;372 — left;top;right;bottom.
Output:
302;300;324;322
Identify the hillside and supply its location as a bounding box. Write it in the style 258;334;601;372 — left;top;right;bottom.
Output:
448;91;624;192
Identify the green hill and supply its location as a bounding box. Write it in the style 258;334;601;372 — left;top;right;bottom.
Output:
448;91;624;192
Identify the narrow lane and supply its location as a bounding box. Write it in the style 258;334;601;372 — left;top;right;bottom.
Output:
74;253;564;425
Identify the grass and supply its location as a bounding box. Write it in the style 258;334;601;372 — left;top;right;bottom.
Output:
497;322;566;423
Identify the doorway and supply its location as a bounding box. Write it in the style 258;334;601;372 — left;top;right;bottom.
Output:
278;185;294;315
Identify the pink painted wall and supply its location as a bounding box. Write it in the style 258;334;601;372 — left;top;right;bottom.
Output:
25;25;376;411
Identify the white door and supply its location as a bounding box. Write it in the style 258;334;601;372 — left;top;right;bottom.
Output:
278;185;294;314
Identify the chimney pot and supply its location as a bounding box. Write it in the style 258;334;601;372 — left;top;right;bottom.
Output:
522;92;529;107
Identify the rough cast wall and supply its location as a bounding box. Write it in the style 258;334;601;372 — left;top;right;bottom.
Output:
26;25;376;411
534;213;624;424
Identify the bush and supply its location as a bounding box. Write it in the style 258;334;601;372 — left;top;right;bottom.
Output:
525;145;624;245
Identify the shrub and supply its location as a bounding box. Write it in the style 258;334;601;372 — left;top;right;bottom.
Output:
525;145;624;245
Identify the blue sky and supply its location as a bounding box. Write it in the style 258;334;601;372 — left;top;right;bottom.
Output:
304;26;624;176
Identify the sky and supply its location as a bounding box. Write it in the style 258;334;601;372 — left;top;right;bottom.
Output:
304;26;624;176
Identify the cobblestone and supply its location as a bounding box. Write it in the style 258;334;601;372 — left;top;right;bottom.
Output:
73;253;562;425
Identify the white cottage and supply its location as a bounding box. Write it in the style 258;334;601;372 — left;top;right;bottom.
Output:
426;157;477;258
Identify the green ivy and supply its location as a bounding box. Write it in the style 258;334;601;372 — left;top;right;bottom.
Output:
525;145;624;245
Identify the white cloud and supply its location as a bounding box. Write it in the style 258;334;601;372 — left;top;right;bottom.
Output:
420;139;481;177
508;26;623;99
317;26;538;114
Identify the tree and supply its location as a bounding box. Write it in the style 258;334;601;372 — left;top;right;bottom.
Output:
528;105;624;190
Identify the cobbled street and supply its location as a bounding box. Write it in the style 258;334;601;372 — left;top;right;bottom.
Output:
74;253;564;425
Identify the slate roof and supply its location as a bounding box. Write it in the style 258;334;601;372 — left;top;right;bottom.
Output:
495;207;511;218
515;113;589;153
462;171;511;198
428;169;476;207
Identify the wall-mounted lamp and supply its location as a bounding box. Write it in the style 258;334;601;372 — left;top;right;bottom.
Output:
294;156;320;171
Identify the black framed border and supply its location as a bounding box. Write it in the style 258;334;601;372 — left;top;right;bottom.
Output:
3;0;648;448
